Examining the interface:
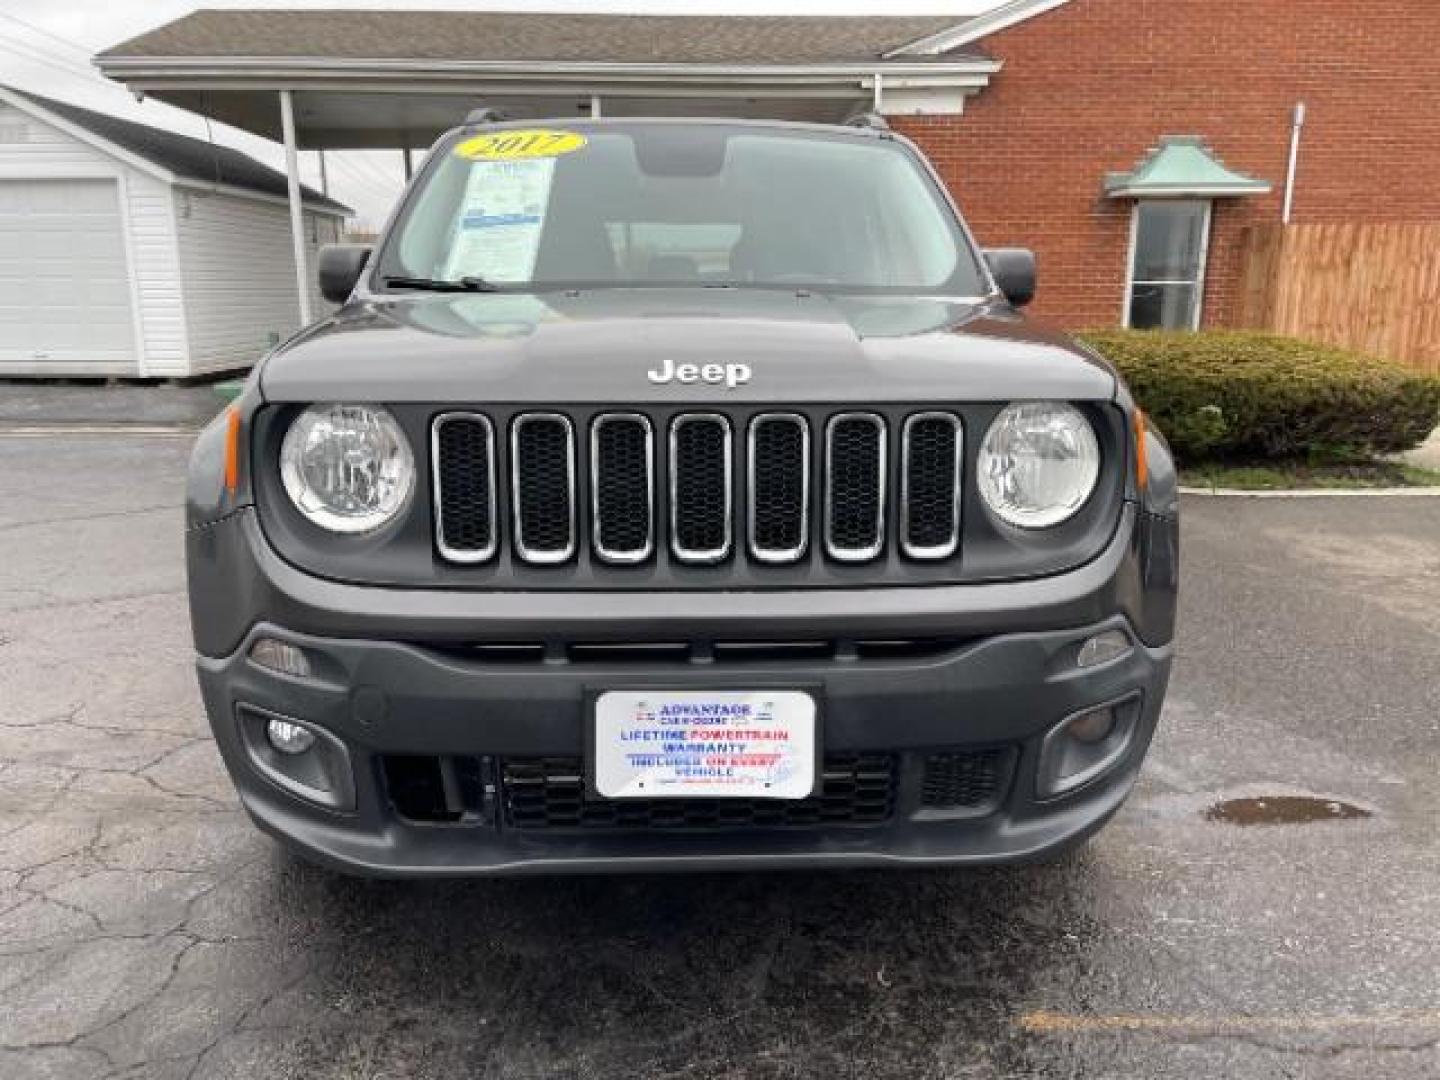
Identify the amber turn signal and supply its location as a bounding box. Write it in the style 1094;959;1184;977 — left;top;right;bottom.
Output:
1132;408;1149;490
223;406;242;495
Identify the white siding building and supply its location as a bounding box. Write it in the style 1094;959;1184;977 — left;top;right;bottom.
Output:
0;85;348;378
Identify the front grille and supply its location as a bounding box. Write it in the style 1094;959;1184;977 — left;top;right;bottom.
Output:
670;414;732;563
591;414;654;563
503;754;896;831
902;413;963;559
825;413;886;562
748;414;809;562
430;407;966;572
432;413;497;562
511;414;575;563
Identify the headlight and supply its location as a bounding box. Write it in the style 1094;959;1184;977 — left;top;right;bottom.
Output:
280;404;414;533
977;402;1100;529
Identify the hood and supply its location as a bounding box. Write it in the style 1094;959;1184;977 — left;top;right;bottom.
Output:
260;289;1116;404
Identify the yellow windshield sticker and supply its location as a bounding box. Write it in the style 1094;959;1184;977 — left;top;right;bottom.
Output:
454;130;587;161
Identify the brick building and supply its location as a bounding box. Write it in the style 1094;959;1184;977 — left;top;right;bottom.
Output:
891;0;1440;331
97;0;1440;337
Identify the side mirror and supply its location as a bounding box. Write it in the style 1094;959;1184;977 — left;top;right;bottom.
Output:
318;244;372;305
983;248;1037;308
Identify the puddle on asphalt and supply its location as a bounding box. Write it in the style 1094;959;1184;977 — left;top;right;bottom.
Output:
1204;796;1371;826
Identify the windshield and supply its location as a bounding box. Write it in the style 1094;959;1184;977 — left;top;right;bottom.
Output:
373;123;989;295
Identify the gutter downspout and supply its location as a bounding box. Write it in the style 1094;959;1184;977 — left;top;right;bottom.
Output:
1282;102;1306;224
279;89;312;325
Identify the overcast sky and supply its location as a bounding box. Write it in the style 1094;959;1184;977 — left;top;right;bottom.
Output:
0;0;1001;228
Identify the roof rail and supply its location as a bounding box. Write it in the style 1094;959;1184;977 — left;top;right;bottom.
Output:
841;111;890;132
464;106;510;125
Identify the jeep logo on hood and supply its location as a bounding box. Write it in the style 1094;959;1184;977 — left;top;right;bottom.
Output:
646;358;752;389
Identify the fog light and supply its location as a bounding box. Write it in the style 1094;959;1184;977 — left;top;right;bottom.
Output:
1037;693;1142;798
237;705;355;811
266;718;316;755
1066;706;1116;744
249;638;312;678
1076;629;1132;669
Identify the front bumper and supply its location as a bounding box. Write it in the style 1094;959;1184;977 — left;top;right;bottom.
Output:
200;619;1170;876
190;505;1177;877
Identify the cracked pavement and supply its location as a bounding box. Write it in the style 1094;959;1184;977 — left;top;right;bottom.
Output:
1;431;1438;1078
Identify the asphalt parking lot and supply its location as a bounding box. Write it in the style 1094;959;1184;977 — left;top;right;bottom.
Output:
2;429;1438;1079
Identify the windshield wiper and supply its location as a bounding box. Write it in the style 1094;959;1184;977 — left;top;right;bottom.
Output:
382;275;502;293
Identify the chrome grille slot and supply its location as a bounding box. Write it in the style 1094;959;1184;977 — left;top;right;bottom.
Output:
591;414;654;563
748;413;809;563
511;413;576;563
432;412;497;563
824;413;886;562
901;412;963;559
669;414;732;564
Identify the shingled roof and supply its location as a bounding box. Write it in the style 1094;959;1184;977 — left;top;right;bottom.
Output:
99;10;985;65
3;86;349;213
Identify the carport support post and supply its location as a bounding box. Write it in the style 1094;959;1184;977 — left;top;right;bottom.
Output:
279;89;312;325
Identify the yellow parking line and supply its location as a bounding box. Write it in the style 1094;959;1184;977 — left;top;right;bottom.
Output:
1019;1009;1440;1036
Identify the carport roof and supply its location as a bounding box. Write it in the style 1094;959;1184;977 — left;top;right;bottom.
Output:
95;11;1006;149
2;85;350;214
97;11;987;65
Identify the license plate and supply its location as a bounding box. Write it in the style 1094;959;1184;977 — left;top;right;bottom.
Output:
592;690;816;800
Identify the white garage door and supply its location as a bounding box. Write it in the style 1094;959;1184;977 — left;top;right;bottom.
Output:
0;178;137;372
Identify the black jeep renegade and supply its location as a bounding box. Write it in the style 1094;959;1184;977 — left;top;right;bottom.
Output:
186;118;1179;876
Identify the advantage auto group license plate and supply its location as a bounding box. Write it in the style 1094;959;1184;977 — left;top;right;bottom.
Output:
593;690;816;800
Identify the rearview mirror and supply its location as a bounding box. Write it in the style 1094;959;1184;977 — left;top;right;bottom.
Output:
982;248;1037;308
318;244;372;305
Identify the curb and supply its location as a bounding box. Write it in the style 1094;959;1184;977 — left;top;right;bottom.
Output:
1180;485;1440;499
0;423;202;438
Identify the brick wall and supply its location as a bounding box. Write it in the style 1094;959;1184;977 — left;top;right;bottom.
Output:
893;0;1440;330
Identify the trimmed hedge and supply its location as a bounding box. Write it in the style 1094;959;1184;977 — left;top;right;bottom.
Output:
1079;330;1440;462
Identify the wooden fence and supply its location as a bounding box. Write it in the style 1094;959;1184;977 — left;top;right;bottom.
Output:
1239;222;1440;375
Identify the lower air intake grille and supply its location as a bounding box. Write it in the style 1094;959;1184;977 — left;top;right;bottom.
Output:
921;749;1008;809
503;754;895;830
383;755;485;823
